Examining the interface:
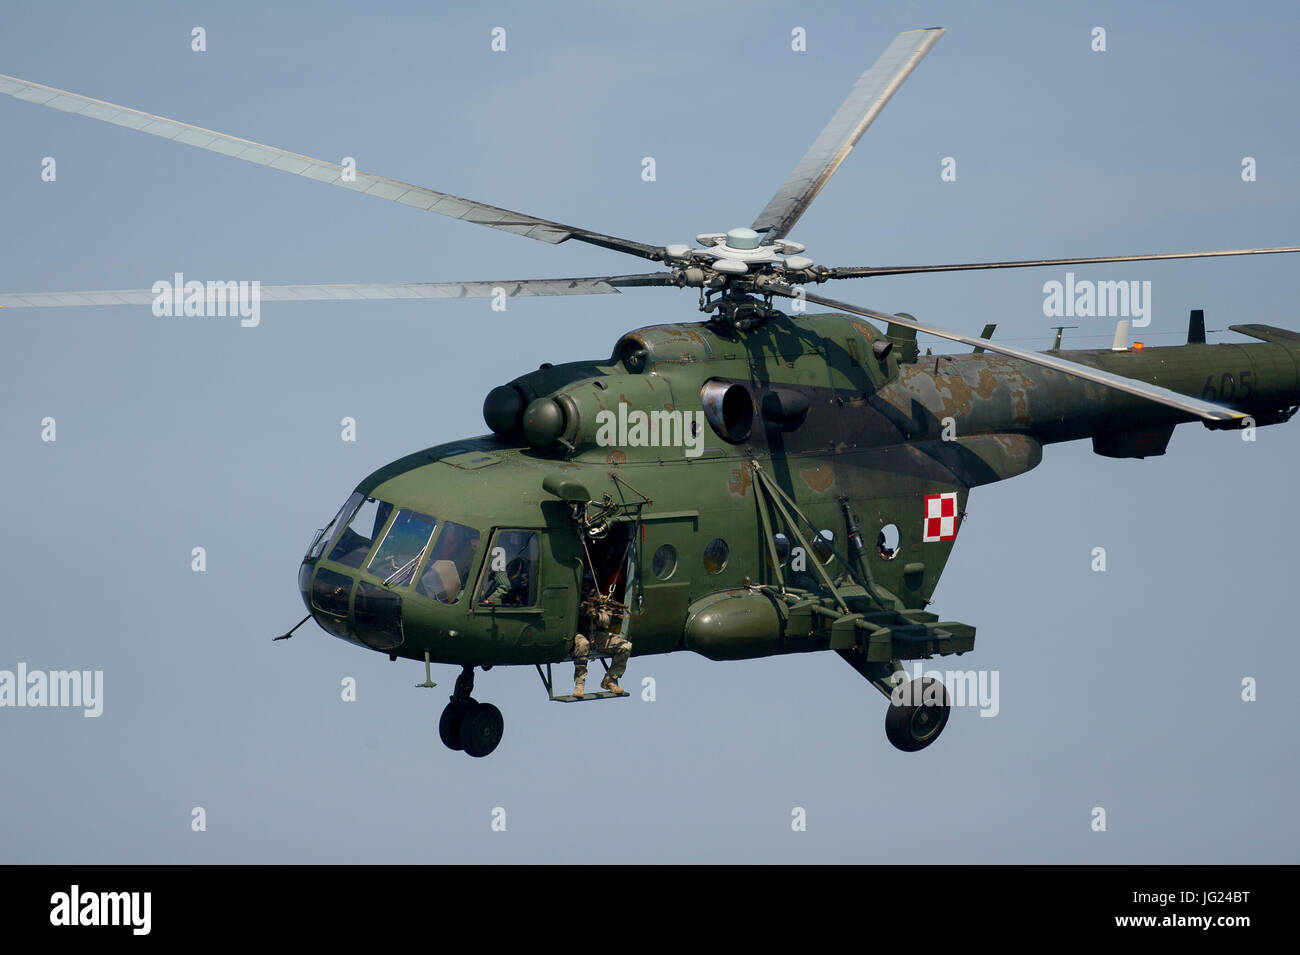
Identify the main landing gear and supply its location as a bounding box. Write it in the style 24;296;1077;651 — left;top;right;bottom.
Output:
884;676;950;752
439;666;504;758
837;650;952;753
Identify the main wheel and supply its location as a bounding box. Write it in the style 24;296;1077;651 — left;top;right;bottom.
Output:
459;702;504;758
439;697;475;751
884;677;950;752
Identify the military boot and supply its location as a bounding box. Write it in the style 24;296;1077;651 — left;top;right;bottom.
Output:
572;680;585;699
601;676;629;697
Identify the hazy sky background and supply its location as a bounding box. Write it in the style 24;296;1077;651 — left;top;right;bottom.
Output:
2;0;1298;863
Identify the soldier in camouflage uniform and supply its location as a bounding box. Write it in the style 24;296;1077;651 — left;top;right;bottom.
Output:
572;585;631;698
480;556;531;606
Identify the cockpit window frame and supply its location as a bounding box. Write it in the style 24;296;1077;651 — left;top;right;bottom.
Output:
309;491;363;560
365;507;439;588
327;496;396;569
413;520;483;605
472;528;542;610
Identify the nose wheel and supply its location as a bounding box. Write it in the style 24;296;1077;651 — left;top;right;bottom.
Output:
438;666;505;757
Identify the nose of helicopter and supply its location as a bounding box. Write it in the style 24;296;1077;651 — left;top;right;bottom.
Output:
298;560;313;613
298;557;351;640
299;557;406;651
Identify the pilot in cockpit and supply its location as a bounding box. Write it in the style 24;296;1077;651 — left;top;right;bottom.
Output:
480;554;531;606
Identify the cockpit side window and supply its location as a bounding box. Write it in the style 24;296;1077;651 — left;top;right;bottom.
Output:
366;509;438;587
310;492;361;559
415;522;481;604
328;497;393;569
475;530;540;608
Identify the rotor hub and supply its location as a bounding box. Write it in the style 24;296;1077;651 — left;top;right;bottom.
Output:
660;227;824;327
665;227;817;282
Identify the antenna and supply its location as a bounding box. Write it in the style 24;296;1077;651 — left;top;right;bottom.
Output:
1050;325;1078;352
1111;320;1131;352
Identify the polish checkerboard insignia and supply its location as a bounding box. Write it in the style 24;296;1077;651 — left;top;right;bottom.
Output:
923;492;959;542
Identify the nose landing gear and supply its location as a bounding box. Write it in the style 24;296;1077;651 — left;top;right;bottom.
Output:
438;665;505;758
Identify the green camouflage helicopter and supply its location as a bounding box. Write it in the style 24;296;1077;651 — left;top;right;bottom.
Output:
4;28;1299;758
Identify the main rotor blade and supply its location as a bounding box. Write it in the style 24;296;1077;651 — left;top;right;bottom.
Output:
0;273;676;309
827;246;1300;279
752;27;944;240
763;284;1247;423
0;73;664;262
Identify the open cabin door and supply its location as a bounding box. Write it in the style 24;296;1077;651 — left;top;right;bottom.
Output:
562;485;693;656
579;518;635;636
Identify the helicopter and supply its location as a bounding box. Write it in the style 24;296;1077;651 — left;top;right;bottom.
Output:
3;27;1299;758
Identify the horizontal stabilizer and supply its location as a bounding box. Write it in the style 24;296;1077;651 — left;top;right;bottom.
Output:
1093;425;1175;459
1229;324;1300;344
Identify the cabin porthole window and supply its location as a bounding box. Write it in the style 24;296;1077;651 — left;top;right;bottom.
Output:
703;538;729;574
877;524;900;560
652;544;678;580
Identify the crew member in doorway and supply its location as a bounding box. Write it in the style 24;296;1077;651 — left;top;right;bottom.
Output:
572;583;632;698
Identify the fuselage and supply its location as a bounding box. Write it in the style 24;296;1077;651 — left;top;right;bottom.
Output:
298;312;1300;667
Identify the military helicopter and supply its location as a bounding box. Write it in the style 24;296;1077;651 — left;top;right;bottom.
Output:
4;28;1299;758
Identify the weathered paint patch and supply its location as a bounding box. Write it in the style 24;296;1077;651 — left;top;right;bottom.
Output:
728;466;753;497
973;368;999;400
800;465;836;492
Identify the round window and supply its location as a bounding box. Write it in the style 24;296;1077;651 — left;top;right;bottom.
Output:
652;544;678;580
877;524;900;560
813;529;835;565
703;538;729;574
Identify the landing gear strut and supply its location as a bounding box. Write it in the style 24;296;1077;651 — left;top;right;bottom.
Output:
438;666;505;758
837;650;952;753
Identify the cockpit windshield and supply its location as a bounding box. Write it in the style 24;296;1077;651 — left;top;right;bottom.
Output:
367;509;438;586
328;496;393;569
416;522;481;604
311;493;488;604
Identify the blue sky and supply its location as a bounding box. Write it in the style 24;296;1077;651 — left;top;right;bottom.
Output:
1;0;1297;863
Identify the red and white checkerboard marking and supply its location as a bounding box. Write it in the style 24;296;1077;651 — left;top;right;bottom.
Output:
923;492;959;542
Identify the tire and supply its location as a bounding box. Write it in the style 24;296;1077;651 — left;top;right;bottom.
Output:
439;698;475;751
459;702;504;758
884;677;950;752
